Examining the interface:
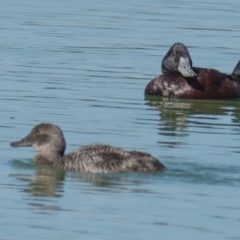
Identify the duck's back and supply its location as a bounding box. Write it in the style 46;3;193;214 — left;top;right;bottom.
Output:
122;151;165;172
55;144;164;173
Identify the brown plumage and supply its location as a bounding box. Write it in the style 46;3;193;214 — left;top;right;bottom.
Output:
145;42;240;99
10;123;165;173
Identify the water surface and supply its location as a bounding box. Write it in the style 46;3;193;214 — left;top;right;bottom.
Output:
1;0;240;239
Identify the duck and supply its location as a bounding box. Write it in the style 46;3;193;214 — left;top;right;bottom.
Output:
145;42;240;99
10;123;165;173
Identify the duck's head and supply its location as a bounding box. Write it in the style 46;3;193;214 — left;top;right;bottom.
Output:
161;42;196;77
10;123;66;158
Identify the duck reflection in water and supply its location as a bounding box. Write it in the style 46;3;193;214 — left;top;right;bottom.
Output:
145;97;240;135
26;167;65;197
10;123;165;173
145;42;240;99
19;166;137;197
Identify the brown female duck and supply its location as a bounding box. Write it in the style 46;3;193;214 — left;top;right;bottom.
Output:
10;123;165;173
145;42;240;99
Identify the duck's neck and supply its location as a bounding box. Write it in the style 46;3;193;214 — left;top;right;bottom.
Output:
33;149;63;167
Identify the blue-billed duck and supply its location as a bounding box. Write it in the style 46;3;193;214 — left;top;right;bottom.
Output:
145;42;240;99
10;123;165;173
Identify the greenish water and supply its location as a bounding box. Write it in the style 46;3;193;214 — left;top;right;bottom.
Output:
1;0;240;239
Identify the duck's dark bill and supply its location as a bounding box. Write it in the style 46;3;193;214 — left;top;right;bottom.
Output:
178;57;196;77
10;138;31;148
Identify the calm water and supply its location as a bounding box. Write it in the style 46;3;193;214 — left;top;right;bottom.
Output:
1;0;240;239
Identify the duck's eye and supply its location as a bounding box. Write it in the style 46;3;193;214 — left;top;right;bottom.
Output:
35;128;40;133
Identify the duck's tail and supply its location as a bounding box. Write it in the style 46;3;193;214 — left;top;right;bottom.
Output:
232;60;240;76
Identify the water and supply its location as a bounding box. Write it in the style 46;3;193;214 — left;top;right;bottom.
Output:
1;0;240;239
